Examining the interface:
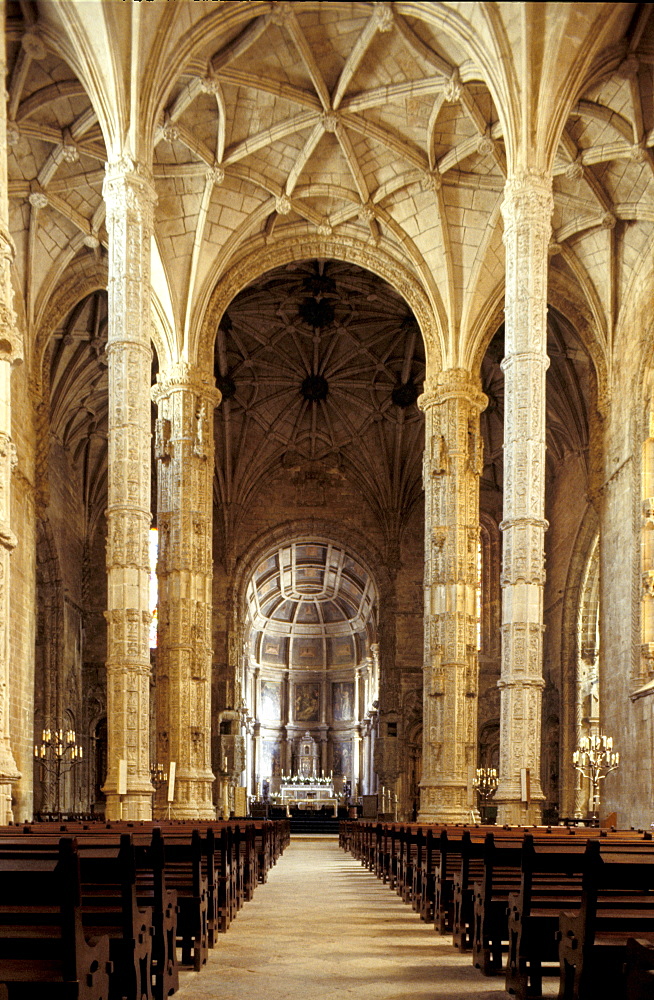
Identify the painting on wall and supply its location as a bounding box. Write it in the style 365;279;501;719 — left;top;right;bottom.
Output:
332;681;355;721
261;739;281;778
260;679;281;722
332;739;352;777
294;681;320;722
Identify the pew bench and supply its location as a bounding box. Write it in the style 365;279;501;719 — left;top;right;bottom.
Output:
557;847;654;1000
0;838;112;1000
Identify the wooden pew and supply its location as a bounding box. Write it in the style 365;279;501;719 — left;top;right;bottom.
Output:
624;938;654;1000
0;837;112;1000
557;844;654;1000
504;835;588;998
0;827;175;1000
76;834;154;1000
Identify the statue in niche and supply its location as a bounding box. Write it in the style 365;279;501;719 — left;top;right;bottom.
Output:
194;401;206;457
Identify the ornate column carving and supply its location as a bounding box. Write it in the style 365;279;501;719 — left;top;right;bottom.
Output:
102;157;156;820
418;369;486;823
0;0;22;824
496;171;553;824
152;364;221;818
640;407;654;681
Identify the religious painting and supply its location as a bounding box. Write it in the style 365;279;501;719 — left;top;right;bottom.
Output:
332;681;354;721
291;636;323;668
261;739;281;778
261;634;287;665
328;636;354;666
260;680;281;722
332;740;352;777
294;681;320;722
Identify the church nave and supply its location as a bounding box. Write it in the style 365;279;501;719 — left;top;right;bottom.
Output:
175;836;557;1000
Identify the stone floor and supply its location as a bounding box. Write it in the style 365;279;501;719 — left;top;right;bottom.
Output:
175;835;558;1000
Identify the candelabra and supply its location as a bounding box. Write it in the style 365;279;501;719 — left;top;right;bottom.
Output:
150;762;168;792
472;767;498;822
34;727;83;818
573;734;620;822
472;767;498;800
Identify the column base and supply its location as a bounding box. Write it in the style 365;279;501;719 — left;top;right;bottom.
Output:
0;780;14;825
105;790;153;822
157;773;216;821
495;798;544;826
418;783;475;824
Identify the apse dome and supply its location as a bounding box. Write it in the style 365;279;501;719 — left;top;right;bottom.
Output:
247;541;377;671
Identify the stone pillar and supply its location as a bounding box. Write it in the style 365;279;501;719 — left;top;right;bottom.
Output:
102;157;156;821
152;365;220;819
418;370;486;823
0;0;22;823
495;171;553;825
641;407;654;680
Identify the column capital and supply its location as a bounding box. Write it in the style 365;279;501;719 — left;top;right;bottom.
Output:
502;170;554;229
103;155;155;199
152;363;222;408
419;368;487;413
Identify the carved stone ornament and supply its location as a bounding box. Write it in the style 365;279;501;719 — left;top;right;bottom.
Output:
476;132;494;157
275;194;292;216
443;71;463;104
359;202;375;223
206;165;225;187
60;143;79;164
154;417;172;462
21;31;46;61
321;112;339;133
269;1;294;27
28;191;48;210
565;157;584;181
422;170;442;193
6;124;19;147
372;2;394;33
199;75;222;96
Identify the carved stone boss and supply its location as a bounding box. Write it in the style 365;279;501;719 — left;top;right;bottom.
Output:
496;172;553;824
152;366;221;819
102;158;156;821
418;370;486;823
0;4;22;824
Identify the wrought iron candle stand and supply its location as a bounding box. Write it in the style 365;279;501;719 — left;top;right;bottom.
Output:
573;734;620;825
473;767;498;822
34;727;83;818
150;762;168;791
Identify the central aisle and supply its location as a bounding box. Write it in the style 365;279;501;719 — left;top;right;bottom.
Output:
175;836;558;1000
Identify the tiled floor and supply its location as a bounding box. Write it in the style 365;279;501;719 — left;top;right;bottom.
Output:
175;835;558;1000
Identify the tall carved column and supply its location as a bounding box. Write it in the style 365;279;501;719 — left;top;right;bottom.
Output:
496;171;553;825
103;158;156;820
0;0;22;824
640;406;654;682
418;370;486;823
152;365;220;818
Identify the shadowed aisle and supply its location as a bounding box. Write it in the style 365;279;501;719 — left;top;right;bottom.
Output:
174;836;558;1000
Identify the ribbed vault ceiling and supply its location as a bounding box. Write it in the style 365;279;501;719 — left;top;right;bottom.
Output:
213;259;426;536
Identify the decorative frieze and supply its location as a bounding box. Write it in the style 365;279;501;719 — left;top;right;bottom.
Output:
418;370;486;823
496;171;553;824
152;365;221;818
102;157;156;820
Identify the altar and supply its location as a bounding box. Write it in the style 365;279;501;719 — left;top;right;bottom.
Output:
280;781;337;812
279;732;338;813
